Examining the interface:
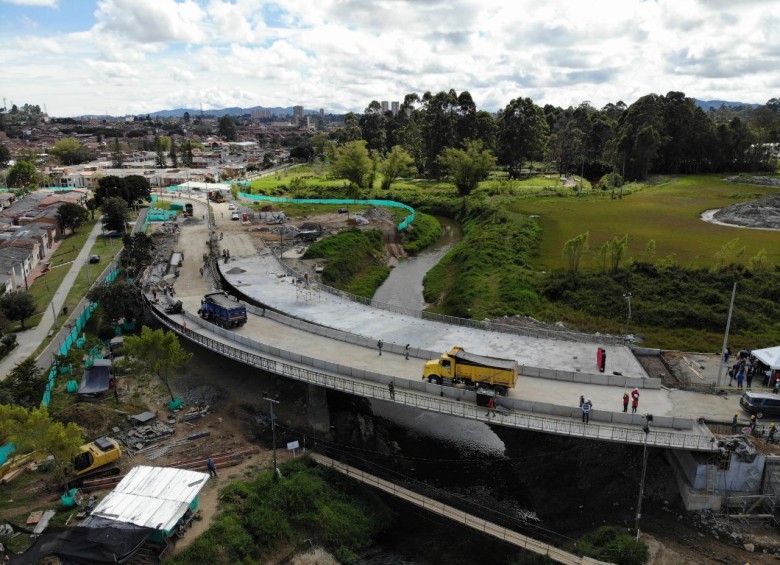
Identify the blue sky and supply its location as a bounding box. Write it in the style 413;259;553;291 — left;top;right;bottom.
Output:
1;0;778;117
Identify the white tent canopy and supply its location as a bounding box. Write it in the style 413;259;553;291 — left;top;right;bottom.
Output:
752;346;780;370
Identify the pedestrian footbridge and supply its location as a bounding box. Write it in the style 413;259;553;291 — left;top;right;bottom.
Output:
310;453;614;565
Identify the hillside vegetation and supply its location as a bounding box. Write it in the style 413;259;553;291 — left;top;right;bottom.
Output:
303;228;390;298
169;458;392;565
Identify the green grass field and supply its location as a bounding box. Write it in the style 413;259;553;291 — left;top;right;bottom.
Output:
511;175;780;271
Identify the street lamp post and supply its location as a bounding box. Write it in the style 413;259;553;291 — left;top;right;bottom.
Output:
716;282;737;388
263;394;281;478
635;414;653;541
623;293;632;344
84;260;91;286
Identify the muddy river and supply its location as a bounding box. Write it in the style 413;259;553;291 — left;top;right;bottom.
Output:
371;216;462;311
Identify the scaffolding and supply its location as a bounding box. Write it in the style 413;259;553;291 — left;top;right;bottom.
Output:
295;280;320;303
723;494;778;524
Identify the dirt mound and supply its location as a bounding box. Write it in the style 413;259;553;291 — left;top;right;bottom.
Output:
56;403;122;438
713;193;780;229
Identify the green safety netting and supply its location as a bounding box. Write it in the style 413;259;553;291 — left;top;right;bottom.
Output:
238;192;416;231
40;267;120;408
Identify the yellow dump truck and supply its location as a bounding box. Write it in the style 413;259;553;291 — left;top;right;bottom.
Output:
73;437;122;477
422;346;519;395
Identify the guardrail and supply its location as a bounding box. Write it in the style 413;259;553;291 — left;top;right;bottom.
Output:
150;302;715;451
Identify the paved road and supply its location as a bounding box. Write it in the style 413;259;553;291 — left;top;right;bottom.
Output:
0;219;105;380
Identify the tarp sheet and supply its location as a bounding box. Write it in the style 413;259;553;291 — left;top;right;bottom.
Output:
78;359;111;394
753;346;780;370
8;523;152;565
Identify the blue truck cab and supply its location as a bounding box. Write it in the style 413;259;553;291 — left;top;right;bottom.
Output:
199;292;247;328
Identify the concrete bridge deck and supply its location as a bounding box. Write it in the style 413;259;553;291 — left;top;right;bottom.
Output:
147;197;748;453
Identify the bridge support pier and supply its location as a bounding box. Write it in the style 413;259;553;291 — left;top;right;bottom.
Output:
306;384;331;434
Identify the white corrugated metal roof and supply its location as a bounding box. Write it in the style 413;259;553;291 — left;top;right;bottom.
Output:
91;466;209;531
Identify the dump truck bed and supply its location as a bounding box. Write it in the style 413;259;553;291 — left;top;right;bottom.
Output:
451;348;517;371
205;292;240;310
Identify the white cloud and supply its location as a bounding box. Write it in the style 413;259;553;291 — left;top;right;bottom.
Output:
3;0;778;115
93;0;207;44
84;59;140;79
171;66;195;81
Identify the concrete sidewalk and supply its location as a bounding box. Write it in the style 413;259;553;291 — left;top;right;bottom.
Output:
0;220;105;380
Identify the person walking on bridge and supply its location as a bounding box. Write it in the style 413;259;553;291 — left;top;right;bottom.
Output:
631;388;640;414
581;398;593;424
486;396;496;418
388;381;395;401
622;392;629;413
377;339;383;356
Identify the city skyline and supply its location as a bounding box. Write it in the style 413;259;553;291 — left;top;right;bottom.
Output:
1;0;778;117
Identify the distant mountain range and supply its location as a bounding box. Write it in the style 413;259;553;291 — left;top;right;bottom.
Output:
140;99;760;119
694;99;761;111
147;106;320;118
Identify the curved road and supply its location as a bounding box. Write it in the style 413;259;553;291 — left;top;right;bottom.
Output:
153;195;754;431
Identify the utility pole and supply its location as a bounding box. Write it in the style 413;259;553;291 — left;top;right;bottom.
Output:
635;414;652;541
85;260;91;286
623;293;632;344
263;394;281;478
716;282;737;388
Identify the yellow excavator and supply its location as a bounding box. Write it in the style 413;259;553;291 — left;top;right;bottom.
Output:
73;437;122;477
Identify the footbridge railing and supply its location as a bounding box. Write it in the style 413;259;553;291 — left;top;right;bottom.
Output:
310;453;614;565
149;303;717;452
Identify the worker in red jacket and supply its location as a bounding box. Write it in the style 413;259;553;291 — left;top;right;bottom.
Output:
631;388;640;414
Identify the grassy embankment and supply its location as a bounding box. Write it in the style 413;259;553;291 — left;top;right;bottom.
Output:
168;457;392;565
251;168;780;351
302;229;390;298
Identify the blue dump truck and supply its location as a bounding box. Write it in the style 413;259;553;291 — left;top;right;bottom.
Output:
199;292;247;328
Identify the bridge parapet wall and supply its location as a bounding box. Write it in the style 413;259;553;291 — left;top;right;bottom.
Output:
245;303;658;389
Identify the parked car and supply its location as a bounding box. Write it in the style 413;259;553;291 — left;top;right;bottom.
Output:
89;255;100;264
740;391;780;419
231;212;240;221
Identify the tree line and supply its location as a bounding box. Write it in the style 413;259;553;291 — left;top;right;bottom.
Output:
319;91;780;182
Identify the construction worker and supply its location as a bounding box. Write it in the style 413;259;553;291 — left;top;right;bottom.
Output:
581;398;593;424
768;424;777;444
750;415;757;433
732;413;739;434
